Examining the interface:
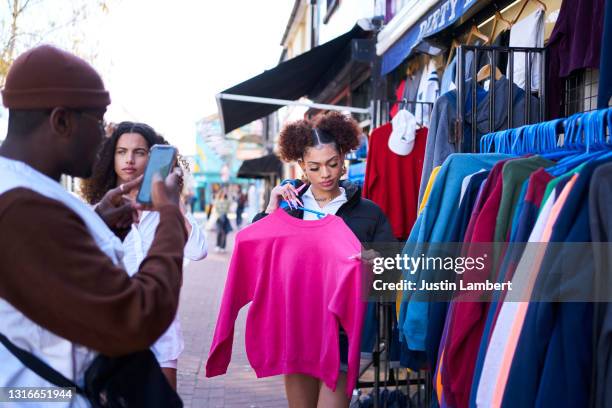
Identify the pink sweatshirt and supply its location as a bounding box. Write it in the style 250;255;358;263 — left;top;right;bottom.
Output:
206;209;366;396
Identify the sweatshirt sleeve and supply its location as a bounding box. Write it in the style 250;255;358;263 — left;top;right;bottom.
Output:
0;189;187;357
183;212;207;261
206;234;257;376
328;260;367;397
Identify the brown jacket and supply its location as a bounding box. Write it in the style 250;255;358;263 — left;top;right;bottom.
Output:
0;188;187;356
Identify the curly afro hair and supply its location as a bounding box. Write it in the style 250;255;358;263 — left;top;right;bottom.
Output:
278;111;361;162
79;121;189;205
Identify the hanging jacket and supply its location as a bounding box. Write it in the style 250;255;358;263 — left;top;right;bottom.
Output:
462;77;541;153
418;76;539;203
502;158;612;407
589;161;612;408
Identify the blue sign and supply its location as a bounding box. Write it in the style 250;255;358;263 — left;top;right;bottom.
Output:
381;0;478;76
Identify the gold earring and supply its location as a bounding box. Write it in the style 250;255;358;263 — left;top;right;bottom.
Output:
301;173;309;183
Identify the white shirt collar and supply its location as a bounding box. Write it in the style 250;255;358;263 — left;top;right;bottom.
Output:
301;186;347;221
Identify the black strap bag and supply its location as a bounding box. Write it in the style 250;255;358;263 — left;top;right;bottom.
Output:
0;333;182;408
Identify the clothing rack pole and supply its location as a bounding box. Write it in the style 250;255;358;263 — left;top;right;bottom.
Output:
359;99;436;406
472;47;478;153
526;51;531;124
373;299;381;408
457;46;465;153
540;49;547;121
490;49;497;134
509;50;514;128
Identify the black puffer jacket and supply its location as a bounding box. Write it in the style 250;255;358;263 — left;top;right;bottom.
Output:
253;179;395;244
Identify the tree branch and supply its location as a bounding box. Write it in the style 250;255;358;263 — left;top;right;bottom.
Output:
17;0;32;15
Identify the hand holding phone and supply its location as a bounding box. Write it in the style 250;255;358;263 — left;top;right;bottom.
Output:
136;145;178;205
150;167;183;208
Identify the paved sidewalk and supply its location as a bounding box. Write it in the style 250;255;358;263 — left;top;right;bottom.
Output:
177;228;288;408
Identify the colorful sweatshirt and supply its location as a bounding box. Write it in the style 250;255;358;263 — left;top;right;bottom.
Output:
206;209;366;396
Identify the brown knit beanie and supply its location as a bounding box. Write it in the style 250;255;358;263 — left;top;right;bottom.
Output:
1;44;110;109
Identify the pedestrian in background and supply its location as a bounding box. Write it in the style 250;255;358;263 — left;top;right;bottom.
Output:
80;121;208;389
214;189;232;252
235;185;247;227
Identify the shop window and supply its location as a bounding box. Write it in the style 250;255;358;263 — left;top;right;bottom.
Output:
564;68;600;116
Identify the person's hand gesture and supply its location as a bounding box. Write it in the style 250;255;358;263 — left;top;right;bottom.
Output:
265;183;304;213
95;175;143;230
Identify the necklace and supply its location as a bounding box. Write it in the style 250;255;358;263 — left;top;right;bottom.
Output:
313;190;341;202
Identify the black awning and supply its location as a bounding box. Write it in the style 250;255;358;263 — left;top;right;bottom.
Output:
217;24;370;134
237;154;283;179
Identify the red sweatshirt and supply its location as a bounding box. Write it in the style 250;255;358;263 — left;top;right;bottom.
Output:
363;124;427;240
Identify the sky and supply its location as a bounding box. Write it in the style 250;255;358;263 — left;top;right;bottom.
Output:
92;1;294;155
0;1;294;154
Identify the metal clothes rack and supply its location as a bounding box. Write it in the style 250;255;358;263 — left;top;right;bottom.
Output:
455;45;547;153
355;301;431;408
370;99;435;129
357;99;434;408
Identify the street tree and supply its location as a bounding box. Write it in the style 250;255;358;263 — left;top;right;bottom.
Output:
0;0;114;86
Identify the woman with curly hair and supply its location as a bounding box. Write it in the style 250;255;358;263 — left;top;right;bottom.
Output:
252;111;394;407
81;121;207;389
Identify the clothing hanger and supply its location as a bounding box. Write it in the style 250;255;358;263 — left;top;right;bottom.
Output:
511;0;547;26
490;9;511;40
511;126;527;155
494;11;513;32
279;180;327;219
476;64;503;83
548;112;608;175
466;24;490;45
446;39;461;67
490;12;499;40
280;201;327;219
534;0;547;11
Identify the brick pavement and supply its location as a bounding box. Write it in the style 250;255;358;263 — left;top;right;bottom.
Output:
177;227;288;408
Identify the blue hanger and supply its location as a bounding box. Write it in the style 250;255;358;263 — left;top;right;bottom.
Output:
546;119;563;153
279;179;327;219
592;109;608;149
279;197;327;219
522;123;535;154
590;109;612;160
480;129;497;153
500;128;514;154
493;129;506;154
548;111;609;176
510;126;524;155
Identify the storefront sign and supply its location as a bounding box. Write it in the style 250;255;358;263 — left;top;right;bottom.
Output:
418;0;476;39
381;0;478;75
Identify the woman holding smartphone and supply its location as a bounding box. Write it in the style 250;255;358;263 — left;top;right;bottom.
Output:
81;121;207;389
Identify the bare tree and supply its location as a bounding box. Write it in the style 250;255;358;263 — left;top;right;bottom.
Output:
0;0;114;86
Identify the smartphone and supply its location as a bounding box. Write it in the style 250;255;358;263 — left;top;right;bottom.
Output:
136;144;177;205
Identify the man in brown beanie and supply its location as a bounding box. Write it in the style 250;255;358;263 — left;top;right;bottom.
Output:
0;45;186;405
